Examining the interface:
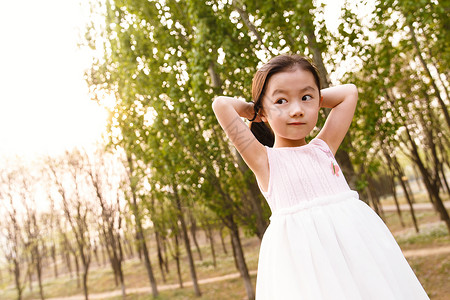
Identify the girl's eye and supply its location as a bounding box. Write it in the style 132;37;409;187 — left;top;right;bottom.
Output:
276;98;287;104
302;95;312;101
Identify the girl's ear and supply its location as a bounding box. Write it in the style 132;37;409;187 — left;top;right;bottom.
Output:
259;109;268;122
319;95;324;107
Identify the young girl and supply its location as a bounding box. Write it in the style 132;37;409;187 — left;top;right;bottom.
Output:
212;54;429;299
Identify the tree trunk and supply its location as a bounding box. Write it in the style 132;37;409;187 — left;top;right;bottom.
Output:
174;188;201;297
155;231;167;283
35;247;44;300
74;254;81;288
439;163;450;195
219;228;228;254
189;214;203;261
125;237;135;259
368;176;384;220
229;220;255;300
405;126;450;233
162;237;169;274
388;170;405;227
65;251;72;278
28;257;33;292
51;244;58;278
82;267;89;300
13;258;23;300
206;223;217;268
136;215;158;297
236;151;269;239
407;23;450;128
398;175;419;233
127;154;159;297
174;233;183;288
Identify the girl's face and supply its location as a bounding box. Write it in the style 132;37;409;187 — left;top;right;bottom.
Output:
260;68;321;148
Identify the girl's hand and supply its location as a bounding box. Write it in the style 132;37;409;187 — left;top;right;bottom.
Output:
247;102;263;123
316;84;358;155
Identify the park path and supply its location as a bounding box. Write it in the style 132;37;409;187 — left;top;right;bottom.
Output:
381;201;450;212
45;245;450;300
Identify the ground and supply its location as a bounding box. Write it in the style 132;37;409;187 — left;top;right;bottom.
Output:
1;192;449;299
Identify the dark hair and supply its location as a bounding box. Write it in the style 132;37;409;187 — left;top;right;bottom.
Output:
250;54;321;147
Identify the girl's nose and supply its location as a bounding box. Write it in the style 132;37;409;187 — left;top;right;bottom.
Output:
290;102;304;117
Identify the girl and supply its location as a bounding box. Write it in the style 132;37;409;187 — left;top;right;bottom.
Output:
212;54;429;299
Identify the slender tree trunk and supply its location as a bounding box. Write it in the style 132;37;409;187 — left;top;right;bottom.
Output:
398;175;420;233
174;233;183;288
127;154;159;298
125;237;135;259
82;266;89;300
136;231;143;261
13;259;23;300
219;228;228;254
35;248;44;300
368;176;384;220
229;220;255;300
206;223;217;268
404;127;450;233
104;240;119;286
74;254;81;288
407;23;450;128
389;171;405;227
439;163;450;195
51;244;58;278
155;231;167;283
174;188;201;296
236;152;269;239
136;217;158;297
28;256;33;292
162;237;169;274
65;251;72;278
231;1;276;56
93;245;101;267
230;233;239;271
189;214;203;261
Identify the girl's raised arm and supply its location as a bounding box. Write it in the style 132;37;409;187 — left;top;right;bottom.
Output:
316;84;358;155
212;96;267;173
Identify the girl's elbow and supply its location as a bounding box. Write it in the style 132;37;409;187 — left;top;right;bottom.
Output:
348;84;358;102
212;96;224;111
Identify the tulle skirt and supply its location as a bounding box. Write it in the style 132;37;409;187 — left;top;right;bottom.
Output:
255;191;429;300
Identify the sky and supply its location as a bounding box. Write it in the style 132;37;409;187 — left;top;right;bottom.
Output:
0;0;107;160
0;0;345;161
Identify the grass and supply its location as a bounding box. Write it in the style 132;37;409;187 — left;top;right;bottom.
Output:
408;253;450;300
1;194;449;300
108;275;258;300
1;233;261;300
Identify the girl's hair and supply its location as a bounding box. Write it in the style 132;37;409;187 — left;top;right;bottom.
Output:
250;54;321;147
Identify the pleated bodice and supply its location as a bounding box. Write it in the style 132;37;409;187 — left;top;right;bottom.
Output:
257;138;351;212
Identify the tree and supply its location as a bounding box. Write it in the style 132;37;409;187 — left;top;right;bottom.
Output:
46;151;94;300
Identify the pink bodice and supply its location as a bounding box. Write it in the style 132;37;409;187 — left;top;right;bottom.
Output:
256;138;351;212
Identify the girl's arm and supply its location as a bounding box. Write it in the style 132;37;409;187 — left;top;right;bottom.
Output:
316;84;358;155
212;96;267;173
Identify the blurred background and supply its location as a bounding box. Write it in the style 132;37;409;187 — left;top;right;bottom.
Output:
0;0;448;299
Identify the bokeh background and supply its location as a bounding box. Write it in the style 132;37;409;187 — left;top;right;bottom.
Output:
0;0;449;299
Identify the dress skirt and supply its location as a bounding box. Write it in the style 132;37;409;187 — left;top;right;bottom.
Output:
255;191;429;300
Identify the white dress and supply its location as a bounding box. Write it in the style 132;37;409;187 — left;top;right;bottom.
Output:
255;138;429;300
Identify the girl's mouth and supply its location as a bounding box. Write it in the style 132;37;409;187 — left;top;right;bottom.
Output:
288;122;305;125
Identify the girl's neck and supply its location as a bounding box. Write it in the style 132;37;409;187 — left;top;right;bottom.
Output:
273;137;307;148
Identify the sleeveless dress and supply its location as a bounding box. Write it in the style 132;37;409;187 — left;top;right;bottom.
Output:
255;138;429;300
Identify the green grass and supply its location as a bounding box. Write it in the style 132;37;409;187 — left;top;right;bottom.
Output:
108;275;257;300
380;191;449;206
396;223;450;248
1;234;261;300
407;253;450;300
